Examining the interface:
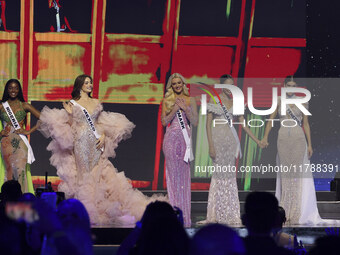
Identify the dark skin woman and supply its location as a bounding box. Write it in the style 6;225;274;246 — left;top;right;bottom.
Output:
0;79;40;192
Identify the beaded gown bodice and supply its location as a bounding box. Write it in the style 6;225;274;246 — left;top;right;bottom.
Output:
72;103;102;175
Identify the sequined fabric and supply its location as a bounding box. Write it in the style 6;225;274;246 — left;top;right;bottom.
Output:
0;102;29;192
205;103;241;225
277;101;305;224
163;110;192;227
1;109;26;123
40;103;167;225
72;106;102;178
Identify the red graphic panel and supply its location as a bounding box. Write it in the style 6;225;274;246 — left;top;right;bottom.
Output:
172;44;235;81
243;47;303;107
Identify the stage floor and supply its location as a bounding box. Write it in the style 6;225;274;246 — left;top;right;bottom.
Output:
91;226;340;248
91;190;340;247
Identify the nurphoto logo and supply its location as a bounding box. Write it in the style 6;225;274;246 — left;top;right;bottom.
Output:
199;84;311;128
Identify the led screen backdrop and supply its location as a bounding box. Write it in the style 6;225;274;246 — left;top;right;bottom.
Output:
2;0;335;192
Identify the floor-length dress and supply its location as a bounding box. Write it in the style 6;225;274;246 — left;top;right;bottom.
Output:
163;108;194;227
40;102;165;225
0;102;34;193
205;103;241;225
275;100;338;225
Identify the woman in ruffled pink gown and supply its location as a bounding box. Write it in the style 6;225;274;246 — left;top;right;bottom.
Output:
40;74;164;225
162;73;198;227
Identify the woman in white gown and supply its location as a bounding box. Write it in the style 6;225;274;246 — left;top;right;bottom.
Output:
40;74;165;225
205;75;263;225
261;76;337;225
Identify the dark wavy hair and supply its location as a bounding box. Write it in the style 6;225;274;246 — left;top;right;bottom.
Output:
2;79;25;102
71;74;93;100
284;75;295;85
220;74;234;84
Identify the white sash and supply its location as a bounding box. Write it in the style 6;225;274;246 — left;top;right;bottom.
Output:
219;102;242;158
286;105;302;127
2;101;35;164
70;100;104;152
176;110;194;163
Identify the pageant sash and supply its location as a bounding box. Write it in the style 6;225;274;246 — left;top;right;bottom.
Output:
2;101;35;164
70;100;104;151
219;102;242;158
176;110;194;163
287;105;302;127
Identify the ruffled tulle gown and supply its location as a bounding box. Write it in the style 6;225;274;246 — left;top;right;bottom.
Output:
40;102;165;225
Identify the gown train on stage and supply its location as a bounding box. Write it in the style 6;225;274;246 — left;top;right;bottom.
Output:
40;103;165;225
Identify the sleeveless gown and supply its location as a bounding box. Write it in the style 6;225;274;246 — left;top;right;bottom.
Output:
163;108;193;227
0;101;34;193
276;98;339;225
205;103;241;225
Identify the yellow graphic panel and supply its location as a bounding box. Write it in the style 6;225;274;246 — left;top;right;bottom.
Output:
30;43;91;101
100;43;164;104
0;42;19;88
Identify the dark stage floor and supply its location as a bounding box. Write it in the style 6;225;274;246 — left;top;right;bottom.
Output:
91;190;340;247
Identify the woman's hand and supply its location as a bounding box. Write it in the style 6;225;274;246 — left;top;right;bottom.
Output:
0;128;9;137
14;128;30;136
260;137;269;148
96;134;105;150
175;98;187;111
62;101;73;114
257;140;266;149
209;145;216;160
308;146;313;159
173;102;180;112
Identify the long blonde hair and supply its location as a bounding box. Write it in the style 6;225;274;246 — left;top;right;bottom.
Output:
164;73;190;114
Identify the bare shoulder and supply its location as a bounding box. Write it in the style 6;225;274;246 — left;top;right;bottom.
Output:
162;97;169;105
92;98;101;105
22;102;32;110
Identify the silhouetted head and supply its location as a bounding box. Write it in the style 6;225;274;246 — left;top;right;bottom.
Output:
273;206;287;229
57;199;90;230
242;192;279;235
190;224;245;255
136;201;189;255
0;180;22;203
57;199;93;254
309;235;340;255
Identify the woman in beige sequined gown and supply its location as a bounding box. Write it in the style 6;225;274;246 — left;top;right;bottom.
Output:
261;76;321;225
0;79;40;193
40;75;165;226
205;75;263;225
